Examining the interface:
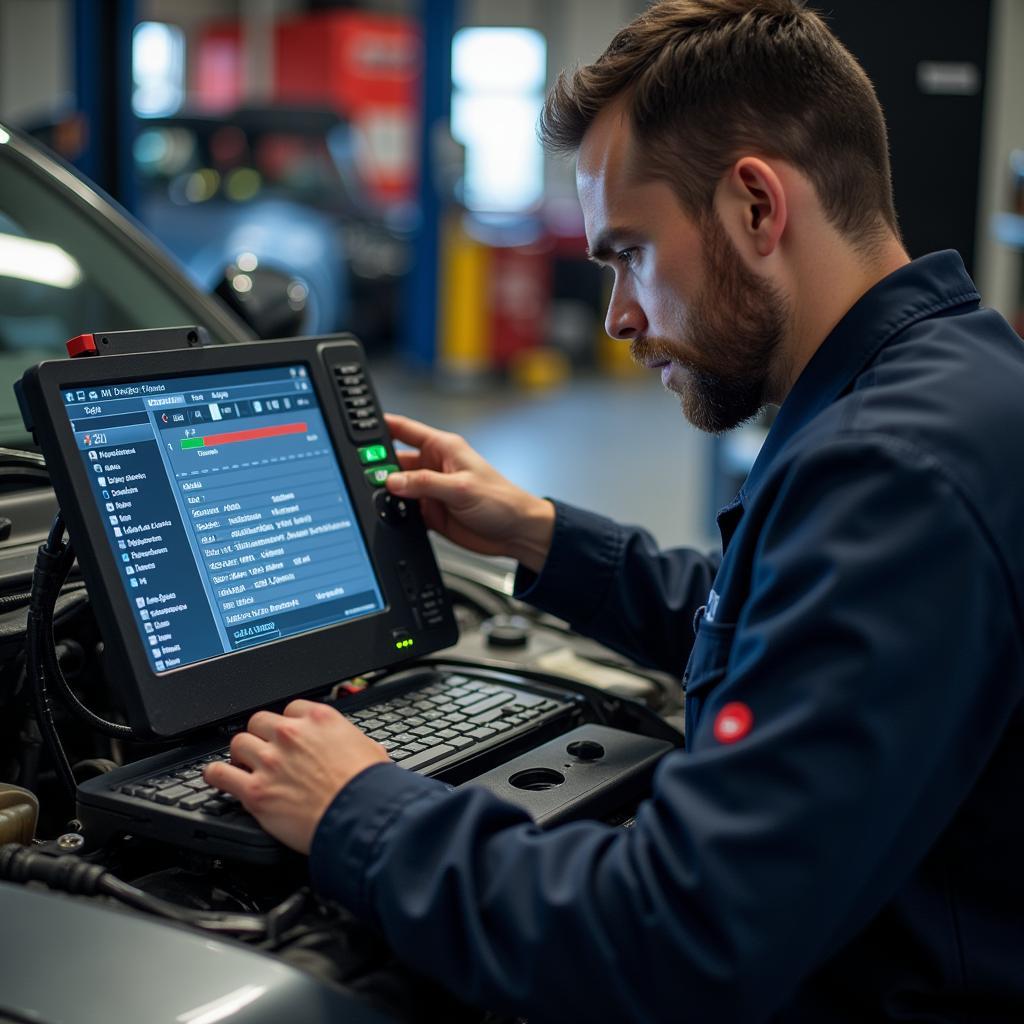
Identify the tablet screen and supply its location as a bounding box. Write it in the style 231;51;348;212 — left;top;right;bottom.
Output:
61;363;384;672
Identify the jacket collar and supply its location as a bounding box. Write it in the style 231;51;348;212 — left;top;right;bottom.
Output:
736;249;980;509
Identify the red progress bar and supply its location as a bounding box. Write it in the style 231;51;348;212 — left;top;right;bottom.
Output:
203;422;308;446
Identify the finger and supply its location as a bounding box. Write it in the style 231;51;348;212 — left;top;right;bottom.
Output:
229;731;270;769
204;760;254;799
247;709;284;740
384;413;438;448
282;698;321;718
387;467;470;503
395;449;421;470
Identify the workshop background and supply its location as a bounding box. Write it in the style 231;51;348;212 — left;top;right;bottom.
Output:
0;0;1022;548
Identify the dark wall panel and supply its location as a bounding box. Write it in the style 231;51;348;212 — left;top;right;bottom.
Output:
819;0;991;273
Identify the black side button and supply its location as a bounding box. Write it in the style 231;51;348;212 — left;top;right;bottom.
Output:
375;491;413;524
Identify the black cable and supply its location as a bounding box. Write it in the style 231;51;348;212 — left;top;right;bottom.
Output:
44;512;65;553
45;632;135;739
99;874;267;935
26;513;137;815
26;517;77;803
33;514;135;741
0;844;274;937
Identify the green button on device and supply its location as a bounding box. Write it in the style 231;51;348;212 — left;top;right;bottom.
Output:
358;444;388;465
364;464;399;486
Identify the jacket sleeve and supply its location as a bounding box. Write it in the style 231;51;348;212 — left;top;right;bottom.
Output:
512;500;720;676
309;437;1024;1023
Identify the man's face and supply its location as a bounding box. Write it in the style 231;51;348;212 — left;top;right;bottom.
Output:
577;107;790;434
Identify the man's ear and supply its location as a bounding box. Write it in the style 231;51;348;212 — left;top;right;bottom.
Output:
716;157;787;258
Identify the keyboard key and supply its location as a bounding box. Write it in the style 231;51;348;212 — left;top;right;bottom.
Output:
144;777;178;790
155;785;192;805
470;708;505;724
509;692;544;706
398;744;455;771
410;725;434;738
121;784;155;799
180;792;212;811
203;801;234;817
468;727;497;740
389;748;412;761
465;693;515;717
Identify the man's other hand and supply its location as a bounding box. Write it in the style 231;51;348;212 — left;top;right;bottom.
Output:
384;413;555;573
204;701;390;854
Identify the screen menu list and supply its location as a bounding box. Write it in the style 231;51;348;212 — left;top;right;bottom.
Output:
63;364;384;673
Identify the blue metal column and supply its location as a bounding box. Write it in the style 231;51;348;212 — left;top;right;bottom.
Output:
73;0;137;211
403;0;456;368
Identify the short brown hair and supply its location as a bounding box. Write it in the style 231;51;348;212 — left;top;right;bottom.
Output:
540;0;899;250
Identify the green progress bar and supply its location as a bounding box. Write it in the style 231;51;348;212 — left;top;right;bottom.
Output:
180;438;205;450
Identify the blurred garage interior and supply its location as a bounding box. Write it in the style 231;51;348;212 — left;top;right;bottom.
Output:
0;0;1023;548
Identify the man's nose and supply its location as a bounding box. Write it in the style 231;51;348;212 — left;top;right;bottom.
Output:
605;289;647;341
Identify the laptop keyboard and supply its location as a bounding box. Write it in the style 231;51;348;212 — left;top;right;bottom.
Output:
114;674;567;816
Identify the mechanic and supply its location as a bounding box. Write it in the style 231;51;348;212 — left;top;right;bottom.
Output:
206;1;1024;1020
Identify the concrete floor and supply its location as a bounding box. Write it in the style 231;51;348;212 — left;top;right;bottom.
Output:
373;365;718;553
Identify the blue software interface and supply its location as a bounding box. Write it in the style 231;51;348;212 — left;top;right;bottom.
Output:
62;364;384;672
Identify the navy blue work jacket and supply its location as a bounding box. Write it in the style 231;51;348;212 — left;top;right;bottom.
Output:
311;251;1024;1022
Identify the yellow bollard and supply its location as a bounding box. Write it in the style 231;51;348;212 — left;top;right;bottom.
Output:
437;214;492;382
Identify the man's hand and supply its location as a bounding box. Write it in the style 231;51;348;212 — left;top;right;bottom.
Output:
384;413;555;573
204;701;390;855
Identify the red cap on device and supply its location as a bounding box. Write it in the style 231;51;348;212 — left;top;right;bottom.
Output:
66;333;98;358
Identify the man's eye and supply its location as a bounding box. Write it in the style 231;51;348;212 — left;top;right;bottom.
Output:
616;248;638;267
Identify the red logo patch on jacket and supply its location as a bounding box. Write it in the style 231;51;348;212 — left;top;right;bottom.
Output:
713;702;754;744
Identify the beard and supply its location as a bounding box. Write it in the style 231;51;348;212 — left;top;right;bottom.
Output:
630;214;790;434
